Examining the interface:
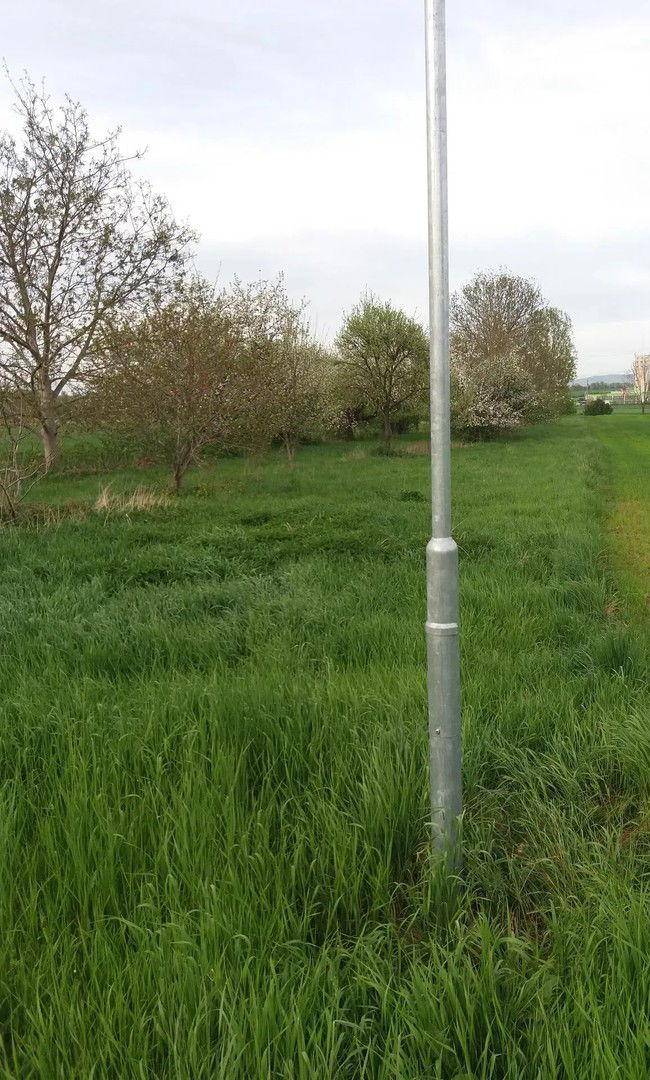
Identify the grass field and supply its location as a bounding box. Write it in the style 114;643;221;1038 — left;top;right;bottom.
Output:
0;414;647;1077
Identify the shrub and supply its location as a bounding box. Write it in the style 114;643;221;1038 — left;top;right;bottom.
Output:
450;354;539;439
450;271;576;422
391;410;423;435
584;397;613;415
556;393;578;416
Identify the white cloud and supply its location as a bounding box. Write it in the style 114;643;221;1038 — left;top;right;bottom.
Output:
575;320;650;370
447;19;650;245
0;1;649;376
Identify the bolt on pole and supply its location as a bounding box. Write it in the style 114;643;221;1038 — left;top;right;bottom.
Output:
424;0;462;858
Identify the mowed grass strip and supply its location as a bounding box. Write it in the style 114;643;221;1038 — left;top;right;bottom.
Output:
591;413;649;614
0;418;647;1078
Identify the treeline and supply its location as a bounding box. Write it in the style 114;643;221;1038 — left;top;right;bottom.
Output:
81;268;575;489
1;75;576;502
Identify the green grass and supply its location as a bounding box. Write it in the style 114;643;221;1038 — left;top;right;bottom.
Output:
586;413;649;614
0;416;647;1077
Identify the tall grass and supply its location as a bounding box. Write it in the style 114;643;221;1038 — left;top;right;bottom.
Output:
0;417;647;1077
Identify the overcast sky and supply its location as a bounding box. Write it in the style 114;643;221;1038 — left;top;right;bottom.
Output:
2;1;649;376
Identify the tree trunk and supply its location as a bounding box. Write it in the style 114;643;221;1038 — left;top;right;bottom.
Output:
38;383;60;472
382;412;392;445
341;409;356;440
284;437;296;465
0;479;19;523
172;463;185;494
40;417;59;472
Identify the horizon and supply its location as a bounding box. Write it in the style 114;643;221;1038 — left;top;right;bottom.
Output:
1;1;649;377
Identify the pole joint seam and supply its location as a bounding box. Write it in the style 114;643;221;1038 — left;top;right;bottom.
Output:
425;620;458;635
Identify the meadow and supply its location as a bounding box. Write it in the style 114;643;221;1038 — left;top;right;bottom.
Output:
0;414;647;1078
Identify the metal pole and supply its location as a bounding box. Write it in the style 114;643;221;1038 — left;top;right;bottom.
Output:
424;0;462;858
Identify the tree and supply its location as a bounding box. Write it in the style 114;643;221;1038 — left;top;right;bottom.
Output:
88;275;319;489
450;271;576;432
221;276;331;462
523;306;577;413
334;295;428;444
0;75;193;469
88;279;242;492
228;278;332;460
214;276;339;460
269;339;331;462
631;354;649;414
451;271;542;367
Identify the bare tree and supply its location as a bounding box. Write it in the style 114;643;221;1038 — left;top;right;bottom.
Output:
451;271;575;418
271;340;331;462
451;271;542;364
335;295;428;444
87;279;242;493
224;276;330;462
523;306;576;412
631;354;649;415
0;74;193;469
88;276;308;490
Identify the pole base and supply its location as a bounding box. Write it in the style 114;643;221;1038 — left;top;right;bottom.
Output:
426;536;462;855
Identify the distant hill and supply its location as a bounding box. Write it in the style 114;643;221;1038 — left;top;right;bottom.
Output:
572;372;632;387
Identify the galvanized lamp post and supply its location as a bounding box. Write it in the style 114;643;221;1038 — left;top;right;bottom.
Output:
424;0;462;858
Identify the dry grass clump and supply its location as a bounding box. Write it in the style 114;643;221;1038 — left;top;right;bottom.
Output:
402;440;430;455
2;486;170;527
94;485;170;513
1;500;90;528
402;439;469;454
